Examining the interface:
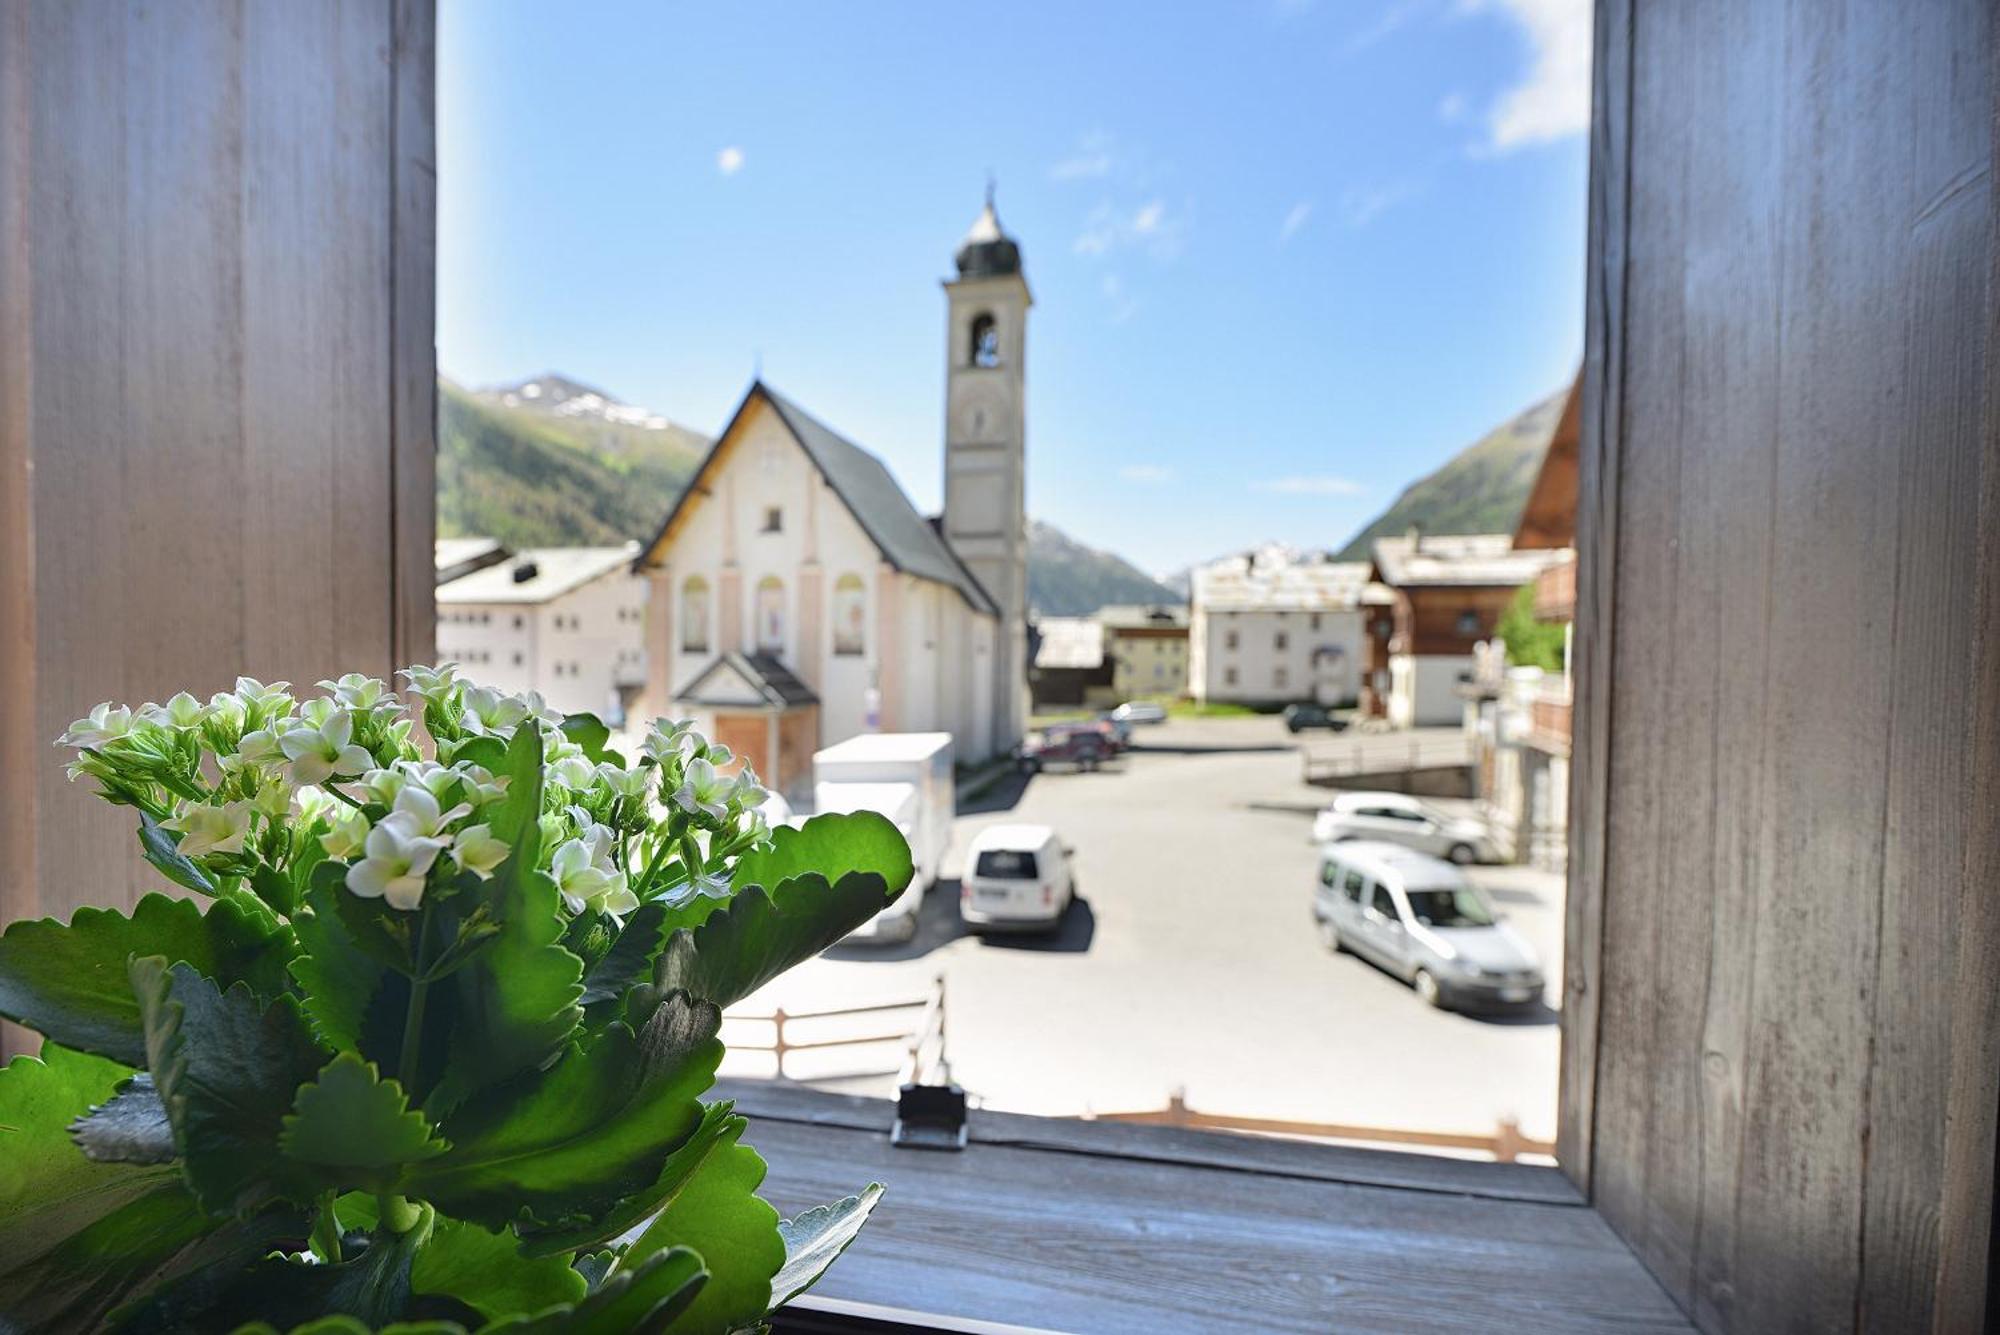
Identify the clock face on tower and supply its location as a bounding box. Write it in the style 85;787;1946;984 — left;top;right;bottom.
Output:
955;386;1009;442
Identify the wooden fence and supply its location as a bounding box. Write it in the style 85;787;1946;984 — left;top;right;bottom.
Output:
1087;1087;1554;1164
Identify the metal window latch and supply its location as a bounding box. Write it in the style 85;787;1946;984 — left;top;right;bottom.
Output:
890;973;967;1150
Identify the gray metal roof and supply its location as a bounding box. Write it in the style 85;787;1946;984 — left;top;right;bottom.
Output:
954;200;1023;280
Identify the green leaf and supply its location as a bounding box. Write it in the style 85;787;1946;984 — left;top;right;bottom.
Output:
620;1115;784;1335
0;1046;217;1332
410;1216;586;1323
278;1053;447;1192
579;902;668;1006
132;957;333;1215
515;1101;735;1258
449;734;509;776
249;864;299;917
411;995;723;1231
481;1247;706;1335
729;811;915;902
769;1184;884;1311
560;713;612;763
69;1071;176;1165
291;873;391;1052
425;725;585;1116
230;1321;467;1335
653;871;901;1011
140;813;219;895
0;891;297;1066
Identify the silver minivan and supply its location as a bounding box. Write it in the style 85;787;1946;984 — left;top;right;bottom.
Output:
1311;841;1544;1010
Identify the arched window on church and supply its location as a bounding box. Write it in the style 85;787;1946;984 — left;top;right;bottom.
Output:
755;576;786;656
969;312;1000;368
680;576;710;654
832;574;866;656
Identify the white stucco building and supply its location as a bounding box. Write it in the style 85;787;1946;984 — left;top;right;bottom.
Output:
1188;546;1374;708
635;200;1031;793
435;542;648;721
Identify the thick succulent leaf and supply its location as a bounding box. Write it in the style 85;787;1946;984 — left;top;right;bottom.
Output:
0;1046;216;1330
411;994;722;1229
139;813;220;895
230;1321;467;1335
70;1071;176;1164
482;1246;707;1335
769;1184;885;1311
560;713;613;762
579;902;668;1006
291;872;391;1052
728;812;915;900
131;956;334;1215
278;1053;447;1191
409;1216;587;1323
0;892;296;1066
621;1116;784;1335
426;724;586;1116
653;871;902;1012
515;1100;736;1257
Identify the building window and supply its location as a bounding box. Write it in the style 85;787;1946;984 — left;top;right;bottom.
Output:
762;506;783;533
1310;613;1322;631
1224;666;1239;687
1274;667;1289;690
970;312;1000;368
512;652;523;666
681;576;710;653
1456;610;1482;637
833;573;866;656
1225;630;1239;651
756;576;786;655
513;614;524;630
1274;631;1288;651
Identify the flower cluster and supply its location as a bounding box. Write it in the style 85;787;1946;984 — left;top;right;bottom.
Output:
56;665;774;925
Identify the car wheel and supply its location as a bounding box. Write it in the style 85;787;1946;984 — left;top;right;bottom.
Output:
1447;842;1476;865
1316;917;1343;953
1414;969;1445;1008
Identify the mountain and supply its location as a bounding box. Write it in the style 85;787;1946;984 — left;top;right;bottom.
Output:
1027;520;1182;617
1333;386;1568;560
437;374;1172;616
436;376;708;549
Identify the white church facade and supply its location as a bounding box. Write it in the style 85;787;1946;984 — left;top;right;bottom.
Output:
636;200;1031;794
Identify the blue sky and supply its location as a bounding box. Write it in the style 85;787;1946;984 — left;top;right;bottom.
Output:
438;0;1589;576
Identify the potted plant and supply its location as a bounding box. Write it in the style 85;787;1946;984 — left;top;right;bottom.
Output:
0;666;910;1333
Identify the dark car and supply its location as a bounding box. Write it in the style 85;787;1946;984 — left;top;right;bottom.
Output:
1018;723;1115;772
1283;703;1348;733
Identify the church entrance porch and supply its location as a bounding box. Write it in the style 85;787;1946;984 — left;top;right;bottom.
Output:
673;651;820;800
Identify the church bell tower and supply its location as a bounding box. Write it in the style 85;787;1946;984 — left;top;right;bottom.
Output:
942;190;1031;750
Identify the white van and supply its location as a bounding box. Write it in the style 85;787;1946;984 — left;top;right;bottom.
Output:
1311;841;1543;1011
959;824;1074;933
813;732;955;944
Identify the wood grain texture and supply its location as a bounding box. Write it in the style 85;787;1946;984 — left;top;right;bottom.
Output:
1574;0;2000;1328
730;1084;1690;1335
0;1;435;1015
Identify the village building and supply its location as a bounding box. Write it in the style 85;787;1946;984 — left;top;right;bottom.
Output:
1097;603;1190;701
635;201;1031;794
435;541;648;722
1026;617;1115;711
1188;547;1373;708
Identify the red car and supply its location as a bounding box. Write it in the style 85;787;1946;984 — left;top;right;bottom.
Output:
1017;723;1115;772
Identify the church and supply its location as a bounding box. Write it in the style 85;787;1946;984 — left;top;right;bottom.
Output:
635;198;1031;795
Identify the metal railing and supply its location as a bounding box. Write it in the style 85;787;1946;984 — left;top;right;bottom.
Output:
1086;1086;1554;1163
726;985;935;1080
1300;733;1472;784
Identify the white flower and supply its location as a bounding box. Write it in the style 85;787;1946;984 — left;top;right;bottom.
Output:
250;776;297;820
549;825;633;915
549;755;599;792
461;686;531;737
316;673;390;712
237;727;285;766
703;743;735;770
358;767;409;806
725;769;766;810
451;763;509;807
449;822;511;879
345;819;448;911
385;784;471;840
277;710;373;787
57;703;135;750
163;800;253;857
599;762;653;802
139;692;207;730
205;692;246;729
234;677;293;710
398;662;462;699
291;785;335;824
639;718;697;764
320;807;370;859
671;757;732;822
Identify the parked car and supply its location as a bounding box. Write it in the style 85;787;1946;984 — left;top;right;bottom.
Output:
1109;700;1168;725
1018;724;1114;772
1282;702;1348;733
960;824;1075;933
1312;841;1543;1010
1311;791;1492;864
1096;713;1134;748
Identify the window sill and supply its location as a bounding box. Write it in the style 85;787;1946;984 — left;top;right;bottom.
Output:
727;1080;1690;1334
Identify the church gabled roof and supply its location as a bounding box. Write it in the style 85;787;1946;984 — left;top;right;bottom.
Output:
636;381;1000;618
673;651;818;710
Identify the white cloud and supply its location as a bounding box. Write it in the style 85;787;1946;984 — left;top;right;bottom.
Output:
716;146;745;176
1051;131;1114;181
1119;464;1174;485
1340;180;1419;228
1131;200;1165;234
1251;475;1365;496
1074;199;1185;261
1478;0;1591;151
1437;90;1469;124
1279;201;1314;243
1343;0;1424;55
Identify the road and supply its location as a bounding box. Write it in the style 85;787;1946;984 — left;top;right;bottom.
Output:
724;715;1562;1145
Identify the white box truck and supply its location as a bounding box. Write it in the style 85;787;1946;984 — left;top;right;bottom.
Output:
812;732;954;944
